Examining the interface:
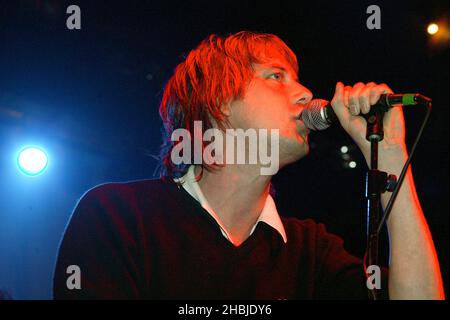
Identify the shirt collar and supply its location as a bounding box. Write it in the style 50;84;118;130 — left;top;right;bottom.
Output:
174;165;287;244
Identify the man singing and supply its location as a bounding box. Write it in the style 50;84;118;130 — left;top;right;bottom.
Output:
53;31;444;299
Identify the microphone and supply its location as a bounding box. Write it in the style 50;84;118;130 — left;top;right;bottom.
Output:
300;93;432;131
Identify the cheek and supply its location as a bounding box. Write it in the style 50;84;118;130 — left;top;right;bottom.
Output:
247;89;289;124
230;82;291;130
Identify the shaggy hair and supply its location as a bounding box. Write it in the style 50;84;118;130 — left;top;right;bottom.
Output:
158;31;298;179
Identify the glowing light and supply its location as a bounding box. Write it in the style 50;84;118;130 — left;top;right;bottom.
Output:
427;23;439;35
340;146;349;154
349;161;357;169
17;147;48;176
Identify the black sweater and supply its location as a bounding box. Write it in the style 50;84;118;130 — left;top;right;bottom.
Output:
53;178;387;299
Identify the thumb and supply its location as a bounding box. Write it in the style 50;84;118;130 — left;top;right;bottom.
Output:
331;82;351;125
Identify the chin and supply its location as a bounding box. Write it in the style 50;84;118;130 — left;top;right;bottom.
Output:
279;136;310;168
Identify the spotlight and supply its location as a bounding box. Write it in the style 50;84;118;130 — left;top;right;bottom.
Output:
427;23;439;35
340;145;349;154
349;161;357;169
17;147;49;176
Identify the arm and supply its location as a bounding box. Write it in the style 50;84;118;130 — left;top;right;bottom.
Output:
331;81;445;299
370;145;444;299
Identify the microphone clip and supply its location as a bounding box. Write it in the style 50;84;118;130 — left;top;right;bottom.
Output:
363;104;387;142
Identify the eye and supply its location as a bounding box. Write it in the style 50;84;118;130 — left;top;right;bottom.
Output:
269;72;284;81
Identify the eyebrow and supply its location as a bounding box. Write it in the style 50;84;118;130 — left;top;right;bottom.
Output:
265;63;299;82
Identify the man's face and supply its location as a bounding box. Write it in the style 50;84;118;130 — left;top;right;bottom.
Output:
227;54;313;169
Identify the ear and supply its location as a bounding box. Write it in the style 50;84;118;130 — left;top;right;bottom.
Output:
221;102;232;117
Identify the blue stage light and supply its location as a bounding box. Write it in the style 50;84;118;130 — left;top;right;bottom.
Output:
17;147;49;176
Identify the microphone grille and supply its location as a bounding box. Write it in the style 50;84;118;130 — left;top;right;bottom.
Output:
301;99;330;131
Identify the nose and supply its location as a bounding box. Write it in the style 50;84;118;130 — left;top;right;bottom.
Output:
291;83;313;106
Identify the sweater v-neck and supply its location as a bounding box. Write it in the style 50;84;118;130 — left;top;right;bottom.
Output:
164;178;269;253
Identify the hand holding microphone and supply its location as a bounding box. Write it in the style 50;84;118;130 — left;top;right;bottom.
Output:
299;82;431;159
301;87;432;131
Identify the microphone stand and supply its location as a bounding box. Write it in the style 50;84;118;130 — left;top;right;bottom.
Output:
363;108;397;300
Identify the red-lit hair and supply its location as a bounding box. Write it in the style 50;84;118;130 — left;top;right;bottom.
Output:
158;31;298;178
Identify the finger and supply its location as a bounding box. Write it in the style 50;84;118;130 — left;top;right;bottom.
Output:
369;83;394;105
359;83;376;114
343;85;352;109
348;82;365;115
334;81;344;103
331;82;348;118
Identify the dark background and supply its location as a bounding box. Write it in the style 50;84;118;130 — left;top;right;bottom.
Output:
0;0;448;299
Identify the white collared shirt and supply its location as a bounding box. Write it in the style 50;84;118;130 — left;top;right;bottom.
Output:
174;165;287;246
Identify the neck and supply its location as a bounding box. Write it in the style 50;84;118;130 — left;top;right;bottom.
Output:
195;164;272;245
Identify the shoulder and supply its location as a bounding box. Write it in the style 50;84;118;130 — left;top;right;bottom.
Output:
61;178;185;245
84;178;171;196
281;217;327;235
281;217;345;248
79;178;177;207
67;178;183;228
